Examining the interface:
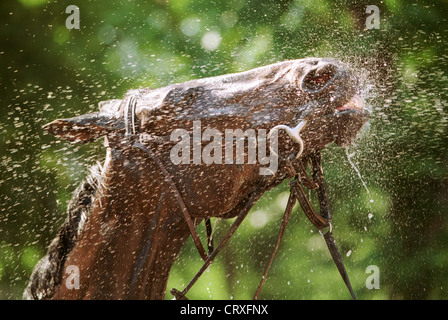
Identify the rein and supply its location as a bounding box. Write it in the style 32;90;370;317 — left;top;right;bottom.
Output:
260;153;356;300
122;95;355;300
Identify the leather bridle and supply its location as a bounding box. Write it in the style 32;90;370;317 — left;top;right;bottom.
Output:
122;95;356;300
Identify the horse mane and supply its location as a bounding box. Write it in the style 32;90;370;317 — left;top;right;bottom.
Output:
23;163;103;300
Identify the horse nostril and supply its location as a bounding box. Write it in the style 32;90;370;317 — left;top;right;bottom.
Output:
301;64;338;93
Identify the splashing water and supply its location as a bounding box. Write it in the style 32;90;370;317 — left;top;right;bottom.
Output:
345;147;374;203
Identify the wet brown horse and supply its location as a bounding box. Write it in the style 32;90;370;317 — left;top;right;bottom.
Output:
24;58;369;300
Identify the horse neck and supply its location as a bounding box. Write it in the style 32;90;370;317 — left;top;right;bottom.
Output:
52;148;191;300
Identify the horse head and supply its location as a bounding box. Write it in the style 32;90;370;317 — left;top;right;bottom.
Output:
27;58;369;300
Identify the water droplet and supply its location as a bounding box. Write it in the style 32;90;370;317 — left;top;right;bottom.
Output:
345;147;373;203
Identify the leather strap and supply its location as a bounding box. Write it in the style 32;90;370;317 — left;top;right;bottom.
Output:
290;178;329;230
205;218;214;256
124;95;208;262
253;187;297;300
291;153;356;300
171;174;276;300
323;231;356;300
133;140;208;262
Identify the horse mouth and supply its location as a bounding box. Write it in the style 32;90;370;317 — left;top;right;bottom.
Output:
335;94;364;113
331;94;370;146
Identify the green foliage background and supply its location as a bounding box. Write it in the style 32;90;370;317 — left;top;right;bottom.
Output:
0;0;447;299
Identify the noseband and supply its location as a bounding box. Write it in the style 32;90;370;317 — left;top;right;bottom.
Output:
121;95;356;300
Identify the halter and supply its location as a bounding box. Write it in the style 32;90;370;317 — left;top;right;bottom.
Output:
122;95;355;300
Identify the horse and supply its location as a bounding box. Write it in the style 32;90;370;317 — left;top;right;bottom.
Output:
24;58;369;299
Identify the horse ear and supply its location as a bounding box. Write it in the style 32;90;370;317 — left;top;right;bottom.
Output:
43;113;123;143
